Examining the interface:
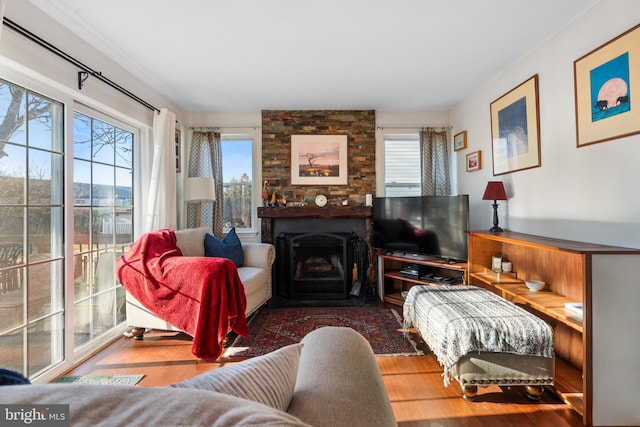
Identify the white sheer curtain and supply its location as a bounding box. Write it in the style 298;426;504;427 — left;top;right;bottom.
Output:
144;108;177;232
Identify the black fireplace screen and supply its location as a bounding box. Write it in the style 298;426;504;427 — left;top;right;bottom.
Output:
277;232;359;300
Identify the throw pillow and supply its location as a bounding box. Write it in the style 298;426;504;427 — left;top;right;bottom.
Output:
204;228;244;267
170;343;304;412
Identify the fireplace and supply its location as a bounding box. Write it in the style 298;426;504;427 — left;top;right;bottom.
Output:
258;206;375;302
277;232;357;300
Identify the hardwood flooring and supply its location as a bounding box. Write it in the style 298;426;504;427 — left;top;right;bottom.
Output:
63;325;583;426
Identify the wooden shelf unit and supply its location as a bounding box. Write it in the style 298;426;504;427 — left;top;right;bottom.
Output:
467;230;640;426
377;252;467;307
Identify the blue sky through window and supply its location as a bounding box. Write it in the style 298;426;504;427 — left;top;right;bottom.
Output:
222;138;252;182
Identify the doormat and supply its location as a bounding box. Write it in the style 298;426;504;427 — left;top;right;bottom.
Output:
53;374;144;386
225;307;425;357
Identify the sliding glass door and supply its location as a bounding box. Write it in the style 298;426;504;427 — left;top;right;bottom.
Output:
0;78;65;377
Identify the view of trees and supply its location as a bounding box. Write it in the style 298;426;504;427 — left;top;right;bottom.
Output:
223;173;252;229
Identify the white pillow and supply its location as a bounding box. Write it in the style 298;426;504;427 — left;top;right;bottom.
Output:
174;226;211;256
170;343;303;412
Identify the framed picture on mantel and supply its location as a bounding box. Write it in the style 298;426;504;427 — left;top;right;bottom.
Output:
290;135;348;185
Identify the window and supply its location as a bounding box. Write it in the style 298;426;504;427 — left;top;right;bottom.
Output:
0;78;65;377
383;134;421;197
72;111;133;349
221;135;253;231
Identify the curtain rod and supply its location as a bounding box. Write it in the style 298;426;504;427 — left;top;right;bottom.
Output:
376;125;452;131
3;17;160;113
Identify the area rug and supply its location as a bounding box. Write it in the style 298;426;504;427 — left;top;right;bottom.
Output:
54;374;144;386
225;307;424;357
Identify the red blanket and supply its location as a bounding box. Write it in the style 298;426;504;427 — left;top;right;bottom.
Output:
116;229;247;360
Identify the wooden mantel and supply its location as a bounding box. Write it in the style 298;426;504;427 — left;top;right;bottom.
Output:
258;205;372;219
257;205;372;244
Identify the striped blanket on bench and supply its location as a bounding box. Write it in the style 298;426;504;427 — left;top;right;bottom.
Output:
403;285;553;385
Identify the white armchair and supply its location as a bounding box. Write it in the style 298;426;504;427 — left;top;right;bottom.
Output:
124;226;275;336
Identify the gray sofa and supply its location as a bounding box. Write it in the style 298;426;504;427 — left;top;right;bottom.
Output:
4;327;397;427
125;226;275;336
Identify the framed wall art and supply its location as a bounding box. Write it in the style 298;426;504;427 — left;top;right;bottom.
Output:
290;134;348;185
574;23;640;147
466;150;482;172
490;74;541;176
453;130;467;151
175;129;181;173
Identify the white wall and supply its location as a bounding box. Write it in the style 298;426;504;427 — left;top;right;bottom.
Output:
451;0;640;249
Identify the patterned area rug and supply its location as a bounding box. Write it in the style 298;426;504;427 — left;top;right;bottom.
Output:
225;307;424;357
54;374;144;386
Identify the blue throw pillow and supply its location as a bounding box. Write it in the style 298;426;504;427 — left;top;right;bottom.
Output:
0;368;30;386
204;228;244;267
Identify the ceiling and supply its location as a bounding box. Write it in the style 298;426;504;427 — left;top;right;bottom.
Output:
29;0;599;112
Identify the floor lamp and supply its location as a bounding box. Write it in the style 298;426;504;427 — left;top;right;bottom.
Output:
184;177;216;227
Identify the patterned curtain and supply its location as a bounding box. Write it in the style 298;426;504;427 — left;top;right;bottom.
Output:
187;131;224;238
420;128;451;196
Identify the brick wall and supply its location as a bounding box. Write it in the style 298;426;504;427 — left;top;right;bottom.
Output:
261;110;376;206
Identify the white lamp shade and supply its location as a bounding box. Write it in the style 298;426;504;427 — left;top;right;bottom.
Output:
184;177;216;202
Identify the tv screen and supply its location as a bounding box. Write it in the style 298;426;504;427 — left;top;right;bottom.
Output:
372;195;469;262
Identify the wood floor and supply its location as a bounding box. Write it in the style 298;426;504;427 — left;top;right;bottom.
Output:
64;324;584;427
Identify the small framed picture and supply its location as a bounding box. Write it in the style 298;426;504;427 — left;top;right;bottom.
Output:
466;150;482;172
453;131;467;151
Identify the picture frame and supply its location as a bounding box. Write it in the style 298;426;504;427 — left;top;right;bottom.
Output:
574;23;640;147
290;135;348;185
490;74;541;176
453;130;467;151
466;150;482;172
175;129;181;173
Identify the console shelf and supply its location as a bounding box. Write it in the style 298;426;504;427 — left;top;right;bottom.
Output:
470;272;584;334
467;230;640;426
377;252;466;307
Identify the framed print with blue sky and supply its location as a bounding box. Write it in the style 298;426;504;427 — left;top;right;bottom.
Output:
490;74;541;176
574;23;640;147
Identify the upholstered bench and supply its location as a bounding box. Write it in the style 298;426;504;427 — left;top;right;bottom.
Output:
403;285;554;400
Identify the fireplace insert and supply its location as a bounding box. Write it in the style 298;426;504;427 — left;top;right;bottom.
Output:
276;232;359;300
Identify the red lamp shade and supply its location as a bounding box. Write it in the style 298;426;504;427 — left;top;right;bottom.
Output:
482;181;507;201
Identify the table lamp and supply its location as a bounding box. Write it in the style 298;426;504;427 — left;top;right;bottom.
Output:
482;181;507;232
184;177;216;226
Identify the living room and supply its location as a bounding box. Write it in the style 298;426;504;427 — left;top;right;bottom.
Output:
1;1;640;426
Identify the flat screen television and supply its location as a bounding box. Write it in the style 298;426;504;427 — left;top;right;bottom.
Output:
372;195;469;262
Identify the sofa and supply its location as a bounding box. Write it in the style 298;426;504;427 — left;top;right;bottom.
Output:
125;226;275;337
3;327;398;427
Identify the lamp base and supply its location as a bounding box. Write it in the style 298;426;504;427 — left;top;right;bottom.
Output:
489;201;504;232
